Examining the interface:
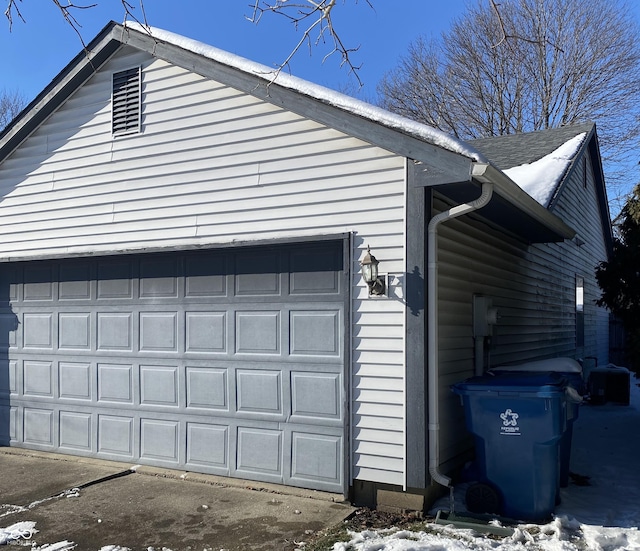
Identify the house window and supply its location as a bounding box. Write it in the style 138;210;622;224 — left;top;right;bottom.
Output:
576;275;585;348
112;67;141;136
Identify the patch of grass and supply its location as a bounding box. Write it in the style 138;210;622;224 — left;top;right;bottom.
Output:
302;520;352;550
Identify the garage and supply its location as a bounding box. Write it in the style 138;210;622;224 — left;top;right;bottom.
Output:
0;240;348;493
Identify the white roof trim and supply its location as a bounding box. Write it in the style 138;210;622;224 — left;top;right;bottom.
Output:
123;22;486;164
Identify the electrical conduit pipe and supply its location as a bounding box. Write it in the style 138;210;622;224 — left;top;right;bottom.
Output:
427;177;494;488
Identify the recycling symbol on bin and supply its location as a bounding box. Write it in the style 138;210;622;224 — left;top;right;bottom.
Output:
500;408;519;427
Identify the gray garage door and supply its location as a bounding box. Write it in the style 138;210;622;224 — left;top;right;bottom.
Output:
0;240;347;493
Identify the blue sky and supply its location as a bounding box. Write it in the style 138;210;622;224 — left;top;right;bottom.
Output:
2;1;469;105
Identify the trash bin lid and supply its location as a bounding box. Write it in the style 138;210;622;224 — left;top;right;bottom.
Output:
452;371;568;397
493;357;582;374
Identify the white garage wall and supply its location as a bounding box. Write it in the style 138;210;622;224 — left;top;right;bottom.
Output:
0;47;408;486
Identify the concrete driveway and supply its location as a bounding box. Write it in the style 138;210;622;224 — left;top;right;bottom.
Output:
0;448;355;550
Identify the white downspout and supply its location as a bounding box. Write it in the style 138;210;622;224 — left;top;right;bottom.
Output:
427;179;494;488
474;337;485;377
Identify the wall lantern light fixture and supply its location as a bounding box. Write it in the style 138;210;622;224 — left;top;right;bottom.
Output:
360;245;386;296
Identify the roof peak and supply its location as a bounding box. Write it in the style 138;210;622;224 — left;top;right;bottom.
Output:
470;122;595;172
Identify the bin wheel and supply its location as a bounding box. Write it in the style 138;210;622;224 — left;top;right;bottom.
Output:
466;482;501;515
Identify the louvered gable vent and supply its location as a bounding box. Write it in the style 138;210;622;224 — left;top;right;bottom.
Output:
112;67;141;136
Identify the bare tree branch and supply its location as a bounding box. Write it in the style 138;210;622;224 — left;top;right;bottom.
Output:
489;0;563;51
5;0;148;46
5;0;96;45
5;1;368;86
52;1;97;47
120;0;148;28
247;0;370;87
379;0;640;214
3;0;25;30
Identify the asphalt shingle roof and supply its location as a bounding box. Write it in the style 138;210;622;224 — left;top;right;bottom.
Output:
469;122;594;170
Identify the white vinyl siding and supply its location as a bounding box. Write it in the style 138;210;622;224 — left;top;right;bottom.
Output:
436;153;610;468
0;47;407;486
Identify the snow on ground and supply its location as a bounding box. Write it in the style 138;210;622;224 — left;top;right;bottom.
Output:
2;372;638;550
332;370;640;551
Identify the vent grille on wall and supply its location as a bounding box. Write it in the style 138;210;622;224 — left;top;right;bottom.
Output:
112;67;141;136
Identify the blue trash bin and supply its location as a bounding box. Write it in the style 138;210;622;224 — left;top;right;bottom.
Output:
491;358;584;487
452;372;568;522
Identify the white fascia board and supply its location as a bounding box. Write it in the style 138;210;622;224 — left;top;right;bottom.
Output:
472;163;576;240
0;25;122;162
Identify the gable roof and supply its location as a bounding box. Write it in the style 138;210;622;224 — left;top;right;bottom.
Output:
470;123;595;171
0;21;479;184
0;21;576;244
471;123;613;253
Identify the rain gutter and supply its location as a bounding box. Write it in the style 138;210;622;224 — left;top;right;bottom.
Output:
473;163;576;241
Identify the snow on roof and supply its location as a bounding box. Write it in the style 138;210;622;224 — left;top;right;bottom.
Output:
504;133;587;208
123;22;486;163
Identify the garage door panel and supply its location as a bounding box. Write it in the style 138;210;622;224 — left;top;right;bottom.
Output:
59;410;92;451
140;312;178;352
236;369;282;416
23;313;53;349
235;311;281;355
24;360;54;398
140;418;180;463
97;260;134;299
236;426;283;478
0;405;18;443
97;313;133;351
0;360;18;395
59;362;92;401
186;422;229;472
0;315;17;347
284;423;344;492
140;257;179;298
140;365;179;407
98;414;134;457
290;431;341;484
4;241;347;493
290;310;340;357
59;263;92;300
291;372;342;422
290;248;342;295
24;407;54;446
185;312;226;352
59;313;91;350
185;254;229;297
24;266;54;301
98;363;134;403
185;366;228;410
0;266;20;301
235;251;282;297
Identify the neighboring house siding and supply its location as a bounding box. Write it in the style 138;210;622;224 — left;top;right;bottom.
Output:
436;151;609;465
549;155;610;365
0;48;407;485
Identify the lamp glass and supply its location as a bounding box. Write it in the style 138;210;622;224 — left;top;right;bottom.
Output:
361;253;378;283
361;263;371;283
